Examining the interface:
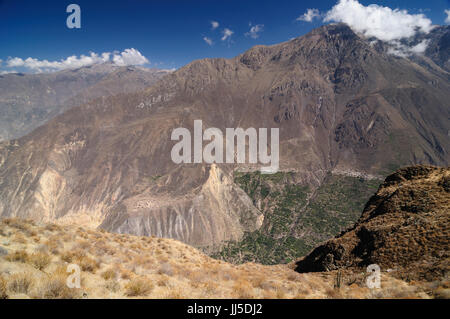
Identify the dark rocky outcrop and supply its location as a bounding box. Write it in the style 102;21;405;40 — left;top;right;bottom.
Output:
295;165;450;282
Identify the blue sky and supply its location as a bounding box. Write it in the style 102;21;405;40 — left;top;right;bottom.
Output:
0;0;449;72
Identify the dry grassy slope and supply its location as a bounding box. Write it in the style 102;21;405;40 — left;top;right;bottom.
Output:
0;24;449;249
0;218;443;299
295;165;450;283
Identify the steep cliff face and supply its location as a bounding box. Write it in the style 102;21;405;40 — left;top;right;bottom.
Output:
100;165;263;247
295;165;450;282
0;116;264;248
0;24;449;249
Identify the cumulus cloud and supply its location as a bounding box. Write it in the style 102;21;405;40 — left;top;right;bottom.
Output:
211;21;219;30
203;36;213;46
111;48;149;66
2;48;149;73
6;52;110;71
324;0;434;42
6;57;25;68
297;9;321;22
221;28;234;41
245;24;264;39
445;9;450;24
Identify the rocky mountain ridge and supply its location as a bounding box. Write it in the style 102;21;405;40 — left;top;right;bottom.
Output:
0;23;448;252
295;165;449;282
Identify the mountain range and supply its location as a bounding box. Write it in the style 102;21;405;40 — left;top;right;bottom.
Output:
0;63;171;141
0;23;448;264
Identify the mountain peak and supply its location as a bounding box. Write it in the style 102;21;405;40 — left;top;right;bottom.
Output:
309;23;357;39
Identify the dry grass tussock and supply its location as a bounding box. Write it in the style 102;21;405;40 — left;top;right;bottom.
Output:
0;218;445;299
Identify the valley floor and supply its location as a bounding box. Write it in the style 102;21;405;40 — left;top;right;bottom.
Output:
0;218;446;299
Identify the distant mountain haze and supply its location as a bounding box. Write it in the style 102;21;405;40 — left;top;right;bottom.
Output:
0;63;171;141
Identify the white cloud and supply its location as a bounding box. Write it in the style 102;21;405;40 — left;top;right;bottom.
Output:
387;40;430;57
112;48;149;66
0;70;17;75
203;36;213;46
409;40;430;54
445;9;450;24
221;28;234;41
297;9;321;22
245;24;264;39
324;0;434;42
6;57;27;68
211;21;219;30
3;48;149;73
6;52;111;71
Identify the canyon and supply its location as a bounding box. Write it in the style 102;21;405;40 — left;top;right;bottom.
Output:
0;23;448;262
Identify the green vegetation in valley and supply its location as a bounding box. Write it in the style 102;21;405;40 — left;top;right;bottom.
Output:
293;174;381;248
212;171;382;265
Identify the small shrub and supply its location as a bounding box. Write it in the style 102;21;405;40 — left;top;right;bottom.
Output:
120;268;132;280
38;276;80;299
5;250;29;263
232;279;254;298
0;276;8;299
8;272;34;294
12;233;27;244
251;276;267;289
275;288;287;299
93;241;114;256
75;240;90;250
157;275;169;287
433;287;450;299
30;252;51;270
294;286;312;298
165;288;186;299
101;269;117;281
44;223;61;232
61;251;76;263
325;288;344;299
61;249;84;262
77;256;99;273
61;250;98;273
125;277;153;297
104;280;120;293
27;229;37;237
43;239;62;255
3;218;28;231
